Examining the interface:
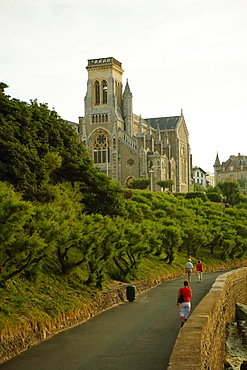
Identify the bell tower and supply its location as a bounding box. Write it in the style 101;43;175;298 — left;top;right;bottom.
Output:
81;57;125;181
84;57;124;120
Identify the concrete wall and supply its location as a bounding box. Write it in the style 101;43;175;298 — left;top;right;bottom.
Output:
167;267;247;370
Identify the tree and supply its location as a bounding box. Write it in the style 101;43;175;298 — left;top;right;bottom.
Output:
0;84;126;216
206;192;223;203
129;178;151;190
217;181;241;205
193;183;205;192
0;182;56;285
156;179;174;191
158;225;182;264
112;219;151;281
0;85;92;193
237;179;247;194
80;173;127;216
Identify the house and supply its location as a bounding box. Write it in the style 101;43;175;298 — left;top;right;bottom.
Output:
192;166;208;188
214;153;247;185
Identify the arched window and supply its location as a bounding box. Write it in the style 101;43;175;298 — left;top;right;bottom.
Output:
102;80;107;104
95;81;100;105
93;131;110;165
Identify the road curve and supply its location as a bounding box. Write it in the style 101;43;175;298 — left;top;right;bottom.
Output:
0;271;225;370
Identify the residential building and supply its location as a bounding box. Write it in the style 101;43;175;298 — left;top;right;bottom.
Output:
214;153;247;185
192;166;208;188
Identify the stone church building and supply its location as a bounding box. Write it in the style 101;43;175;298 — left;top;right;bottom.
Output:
78;57;191;192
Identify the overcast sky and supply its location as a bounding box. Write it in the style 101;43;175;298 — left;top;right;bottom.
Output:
1;0;247;173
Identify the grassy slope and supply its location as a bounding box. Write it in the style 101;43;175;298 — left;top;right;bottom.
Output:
1;248;244;336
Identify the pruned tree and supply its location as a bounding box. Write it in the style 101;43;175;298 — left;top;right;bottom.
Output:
156;179;174;191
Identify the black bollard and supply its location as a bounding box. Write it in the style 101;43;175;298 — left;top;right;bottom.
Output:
126;285;136;302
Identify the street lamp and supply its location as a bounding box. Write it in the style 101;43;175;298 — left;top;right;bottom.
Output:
149;166;154;191
105;136;109;176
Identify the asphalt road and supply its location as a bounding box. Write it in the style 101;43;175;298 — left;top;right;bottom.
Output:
0;271;225;370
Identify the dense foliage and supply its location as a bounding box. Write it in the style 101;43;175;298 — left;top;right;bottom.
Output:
1;180;247;288
0;83;126;216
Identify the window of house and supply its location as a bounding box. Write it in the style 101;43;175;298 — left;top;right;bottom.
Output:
229;166;233;172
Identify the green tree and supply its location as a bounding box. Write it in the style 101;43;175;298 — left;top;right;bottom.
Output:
193;183;205;192
181;224;209;258
156;225;182;264
217;181;241;205
129;178;151;190
156;179;174;191
84;216;119;289
80;174;126;216
112;219;151;281
0;84;126;216
0;182;56;285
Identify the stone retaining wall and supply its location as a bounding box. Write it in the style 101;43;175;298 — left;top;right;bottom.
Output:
167;267;247;370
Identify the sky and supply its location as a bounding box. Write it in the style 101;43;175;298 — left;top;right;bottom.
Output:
1;0;247;174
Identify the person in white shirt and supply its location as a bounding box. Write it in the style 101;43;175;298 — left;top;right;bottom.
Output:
185;258;193;282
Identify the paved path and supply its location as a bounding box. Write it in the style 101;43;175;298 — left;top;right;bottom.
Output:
0;271;225;370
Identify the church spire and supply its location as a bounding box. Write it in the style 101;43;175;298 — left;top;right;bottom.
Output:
123;78;132;96
214;152;221;167
122;79;133;135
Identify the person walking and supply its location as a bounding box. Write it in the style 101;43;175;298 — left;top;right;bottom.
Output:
196;260;203;282
177;280;192;327
185;258;193;282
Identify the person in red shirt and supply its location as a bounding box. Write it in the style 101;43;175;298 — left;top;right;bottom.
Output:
177;280;192;327
196;260;203;282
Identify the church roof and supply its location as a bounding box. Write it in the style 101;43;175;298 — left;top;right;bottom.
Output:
145;116;181;130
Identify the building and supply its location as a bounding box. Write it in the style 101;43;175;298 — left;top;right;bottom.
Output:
78;57;191;192
206;172;214;187
192;166;208;188
214;153;247;185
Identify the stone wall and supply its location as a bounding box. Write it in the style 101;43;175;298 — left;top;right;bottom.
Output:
167;267;247;370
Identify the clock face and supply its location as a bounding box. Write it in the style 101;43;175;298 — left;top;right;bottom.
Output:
97;135;106;144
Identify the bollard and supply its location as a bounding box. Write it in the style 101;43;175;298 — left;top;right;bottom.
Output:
126;285;136;302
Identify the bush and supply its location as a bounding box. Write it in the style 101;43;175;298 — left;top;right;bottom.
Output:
206;192;223;203
129;178;151;190
184;192;208;201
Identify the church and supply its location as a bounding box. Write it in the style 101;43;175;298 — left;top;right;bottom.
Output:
78;57;191;192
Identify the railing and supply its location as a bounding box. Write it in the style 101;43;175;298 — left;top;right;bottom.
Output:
118;128;138;153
